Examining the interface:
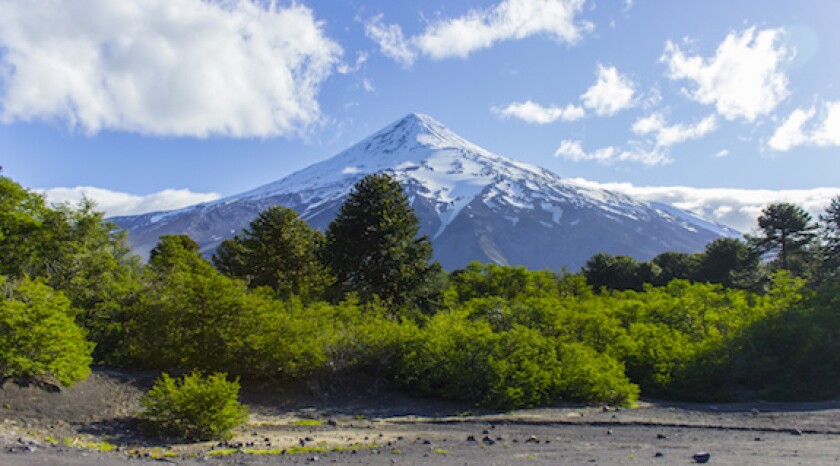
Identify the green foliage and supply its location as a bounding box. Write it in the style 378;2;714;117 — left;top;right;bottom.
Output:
398;309;638;408
583;253;655;291
0;177;139;363
0;276;93;385
446;262;562;303
140;372;248;441
819;196;840;283
323;173;441;311
696;238;763;290
4;175;840;411
749;203;818;273
213;206;333;302
651;251;701;285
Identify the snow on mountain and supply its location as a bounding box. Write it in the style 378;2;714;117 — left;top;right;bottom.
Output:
111;113;739;269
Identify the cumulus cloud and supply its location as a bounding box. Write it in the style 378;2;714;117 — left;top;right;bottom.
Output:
336;52;368;75
496;64;634;124
769;101;840;151
365;15;416;66
494;100;585;124
0;0;342;138
39;186;221;217
661;27;790;121
580;65;636;116
632;113;718;147
555;140;670;166
555;140;617;162
367;0;591;64
567;178;839;232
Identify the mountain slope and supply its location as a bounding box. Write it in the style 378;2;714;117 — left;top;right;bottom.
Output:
111;114;738;270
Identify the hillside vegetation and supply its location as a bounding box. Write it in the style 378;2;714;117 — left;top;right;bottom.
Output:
2;173;840;413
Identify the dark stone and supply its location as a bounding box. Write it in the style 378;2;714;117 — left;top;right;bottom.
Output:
693;451;711;463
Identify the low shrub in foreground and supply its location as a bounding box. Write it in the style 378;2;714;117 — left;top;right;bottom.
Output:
140;372;248;441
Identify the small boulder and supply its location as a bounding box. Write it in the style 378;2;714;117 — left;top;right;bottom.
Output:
693;451;711;463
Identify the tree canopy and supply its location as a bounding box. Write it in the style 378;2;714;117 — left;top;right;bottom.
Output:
213;206;332;302
749;203;817;272
323;173;441;311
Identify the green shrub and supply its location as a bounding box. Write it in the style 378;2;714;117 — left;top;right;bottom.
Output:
0;276;93;386
140;372;248;441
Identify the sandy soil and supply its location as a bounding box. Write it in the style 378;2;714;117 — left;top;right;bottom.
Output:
3;368;840;465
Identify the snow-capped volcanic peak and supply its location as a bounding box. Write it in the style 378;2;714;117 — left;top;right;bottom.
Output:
111;113;738;270
236;113;665;239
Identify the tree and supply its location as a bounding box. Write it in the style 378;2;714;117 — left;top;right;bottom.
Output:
323;173;441;311
0;276;93;386
213;206;332;302
696;238;761;289
749;203;817;271
651;251;701;286
128;235;267;373
0;176;140;364
819;196;840;280
582;253;655;291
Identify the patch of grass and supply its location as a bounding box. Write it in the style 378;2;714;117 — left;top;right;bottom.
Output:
294;419;322;426
391;449;403;454
243;449;286;455
58;437;115;452
331;443;379;452
44;436;58;445
286;446;329;455
207;448;239;456
434;449;449;455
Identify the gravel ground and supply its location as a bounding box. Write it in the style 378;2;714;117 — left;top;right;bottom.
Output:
3;369;840;465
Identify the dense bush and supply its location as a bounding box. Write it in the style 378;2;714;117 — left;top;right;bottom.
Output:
140;372;248;441
3;173;840;411
0;276;93;386
398;310;638;408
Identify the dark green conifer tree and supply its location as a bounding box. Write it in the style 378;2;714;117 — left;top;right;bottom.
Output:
213;206;332;302
323;173;441;311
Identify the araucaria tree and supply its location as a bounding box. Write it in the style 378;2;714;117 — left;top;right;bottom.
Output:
749;203;817;272
820;195;840;280
213;206;333;302
323;173;440;310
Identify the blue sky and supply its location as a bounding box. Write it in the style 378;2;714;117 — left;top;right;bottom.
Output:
0;0;838;231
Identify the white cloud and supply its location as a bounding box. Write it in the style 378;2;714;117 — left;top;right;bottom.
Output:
568;178;839;232
616;147;671;166
556;140;671;166
661;27;790;121
632;113;717;147
555;140;617;162
368;0;591;64
494;100;585;124
365;14;416;66
580;65;636;116
362;78;376;93
0;0;341;138
39;186;221;217
337;52;368;75
769;100;840;151
496;63;634;125
713;149;730;158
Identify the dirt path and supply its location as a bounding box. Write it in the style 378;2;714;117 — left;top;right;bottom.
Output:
3;369;840;465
